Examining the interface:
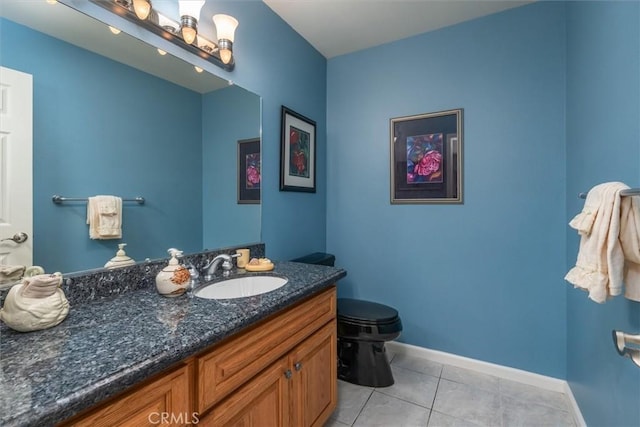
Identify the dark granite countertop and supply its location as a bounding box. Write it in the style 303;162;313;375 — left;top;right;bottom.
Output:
0;261;346;427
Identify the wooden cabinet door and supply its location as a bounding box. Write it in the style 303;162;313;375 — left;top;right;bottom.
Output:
199;357;290;427
289;320;337;427
67;364;191;427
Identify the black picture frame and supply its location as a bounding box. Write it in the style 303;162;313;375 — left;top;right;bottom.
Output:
238;138;261;204
280;106;316;192
390;108;463;204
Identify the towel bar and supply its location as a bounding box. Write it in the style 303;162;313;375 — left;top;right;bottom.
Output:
579;188;640;199
612;330;640;368
52;195;145;204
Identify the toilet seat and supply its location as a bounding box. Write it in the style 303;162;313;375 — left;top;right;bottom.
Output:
337;298;400;325
337;298;402;341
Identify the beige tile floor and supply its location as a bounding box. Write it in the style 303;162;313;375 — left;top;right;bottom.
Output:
325;352;576;427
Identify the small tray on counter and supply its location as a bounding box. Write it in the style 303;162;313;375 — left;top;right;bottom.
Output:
244;262;275;272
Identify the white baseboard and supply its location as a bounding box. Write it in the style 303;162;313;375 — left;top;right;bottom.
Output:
386;341;586;426
563;381;587;427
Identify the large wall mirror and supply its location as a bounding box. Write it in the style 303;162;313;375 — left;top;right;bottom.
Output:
0;0;261;274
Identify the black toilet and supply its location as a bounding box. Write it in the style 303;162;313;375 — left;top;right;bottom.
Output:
291;253;403;387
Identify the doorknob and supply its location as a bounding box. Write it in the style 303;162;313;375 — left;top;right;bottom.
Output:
1;232;28;244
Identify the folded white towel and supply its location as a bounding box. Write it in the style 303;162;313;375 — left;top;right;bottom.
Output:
87;195;122;239
566;182;640;303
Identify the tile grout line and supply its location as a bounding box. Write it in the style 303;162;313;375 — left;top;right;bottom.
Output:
350;386;375;427
425;373;443;426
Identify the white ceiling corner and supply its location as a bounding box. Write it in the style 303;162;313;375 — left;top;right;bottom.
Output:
262;0;534;58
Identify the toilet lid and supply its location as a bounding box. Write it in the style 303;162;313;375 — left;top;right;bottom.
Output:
337;298;399;324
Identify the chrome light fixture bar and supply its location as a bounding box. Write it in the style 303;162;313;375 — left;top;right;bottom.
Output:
90;0;236;71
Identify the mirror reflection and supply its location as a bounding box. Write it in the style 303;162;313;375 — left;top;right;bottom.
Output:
0;0;261;274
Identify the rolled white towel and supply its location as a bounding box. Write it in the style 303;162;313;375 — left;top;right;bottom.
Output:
0;273;69;332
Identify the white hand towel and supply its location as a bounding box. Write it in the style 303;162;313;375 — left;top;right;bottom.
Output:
619;192;640;302
86;195;122;239
565;182;629;303
569;188;601;235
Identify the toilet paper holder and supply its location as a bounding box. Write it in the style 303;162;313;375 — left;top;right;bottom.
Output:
612;330;640;368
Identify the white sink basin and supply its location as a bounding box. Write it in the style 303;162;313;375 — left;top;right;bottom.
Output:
194;276;288;300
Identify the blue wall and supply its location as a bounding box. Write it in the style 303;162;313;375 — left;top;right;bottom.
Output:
566;2;640;426
202;85;261;248
214;1;328;260
327;2;568;378
0;18;203;272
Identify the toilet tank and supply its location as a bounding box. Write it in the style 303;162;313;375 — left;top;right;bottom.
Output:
291;252;335;267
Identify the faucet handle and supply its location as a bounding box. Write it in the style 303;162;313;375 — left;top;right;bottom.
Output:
222;253;241;271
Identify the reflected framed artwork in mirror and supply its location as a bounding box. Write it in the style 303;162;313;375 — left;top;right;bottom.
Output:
280;106;316;193
238;138;261;204
390;108;463;204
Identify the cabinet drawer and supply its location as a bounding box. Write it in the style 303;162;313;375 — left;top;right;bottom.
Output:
197;286;336;413
65;364;191;427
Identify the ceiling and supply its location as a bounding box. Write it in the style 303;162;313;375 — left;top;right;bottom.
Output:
262;0;533;58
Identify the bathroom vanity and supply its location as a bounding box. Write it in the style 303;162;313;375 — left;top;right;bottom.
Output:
0;256;346;427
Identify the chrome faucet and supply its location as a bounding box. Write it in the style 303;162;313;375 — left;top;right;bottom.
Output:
202;253;240;281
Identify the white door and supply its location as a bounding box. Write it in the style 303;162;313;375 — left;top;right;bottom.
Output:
0;66;33;267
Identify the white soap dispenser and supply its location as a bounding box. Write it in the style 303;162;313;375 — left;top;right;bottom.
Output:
104;243;136;269
155;248;190;297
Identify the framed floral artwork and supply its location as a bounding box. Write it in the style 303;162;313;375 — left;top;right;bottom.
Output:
280;106;316;192
390;109;463;204
238;138;261;204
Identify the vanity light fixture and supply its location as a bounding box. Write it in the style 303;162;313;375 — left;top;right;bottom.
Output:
179;1;204;45
213;14;238;64
91;0;238;71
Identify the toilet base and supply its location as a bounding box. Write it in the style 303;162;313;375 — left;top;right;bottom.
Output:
337;338;394;387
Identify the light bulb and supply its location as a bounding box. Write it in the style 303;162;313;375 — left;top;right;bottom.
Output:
194;66;203;73
109;26;121;35
181;26;197;45
219;49;232;65
132;0;152;20
157;48;167;56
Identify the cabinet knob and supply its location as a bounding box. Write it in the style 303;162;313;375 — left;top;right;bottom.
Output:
284;369;292;379
294;362;302;371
